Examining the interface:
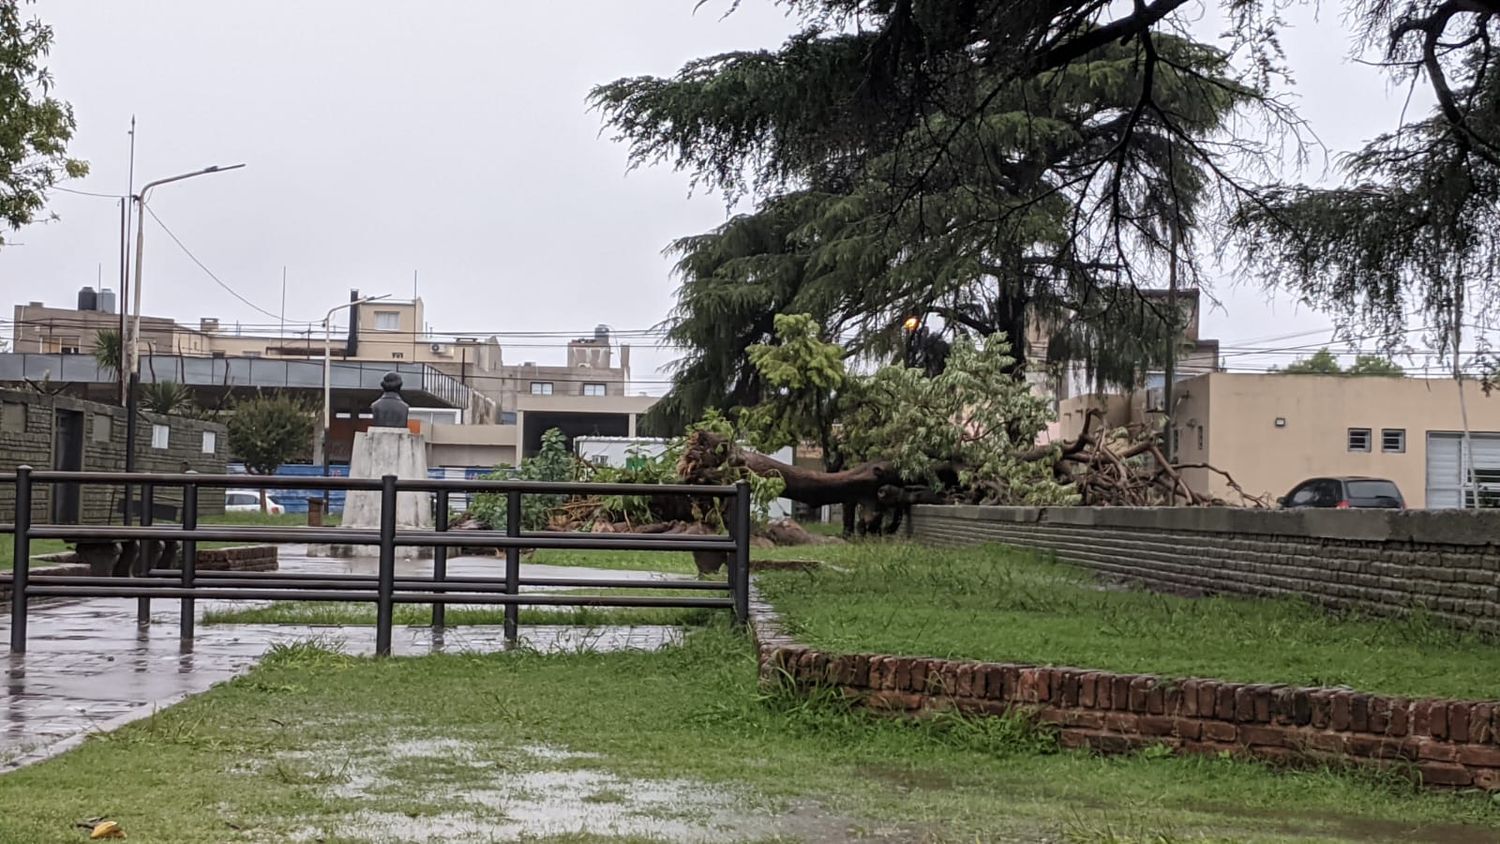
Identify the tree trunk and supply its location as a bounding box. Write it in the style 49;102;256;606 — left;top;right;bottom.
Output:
678;432;901;508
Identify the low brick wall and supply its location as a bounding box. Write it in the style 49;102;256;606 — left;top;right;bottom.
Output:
750;588;1500;789
909;505;1500;636
0;545;277;609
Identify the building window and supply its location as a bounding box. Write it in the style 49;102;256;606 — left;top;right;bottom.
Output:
151;424;170;450
1;401;25;433
530;381;554;396
202;431;217;454
583;383;606;397
392;352;404;359
1196;426;1204;451
1381;429;1406;453
91;414;111;443
374;310;401;331
1347;428;1372;453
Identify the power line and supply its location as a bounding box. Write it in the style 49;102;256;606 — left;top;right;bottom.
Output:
142;205;306;323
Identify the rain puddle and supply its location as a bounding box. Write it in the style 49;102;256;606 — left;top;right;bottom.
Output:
271;739;904;843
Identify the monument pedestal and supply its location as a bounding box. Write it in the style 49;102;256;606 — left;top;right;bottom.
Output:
310;427;433;560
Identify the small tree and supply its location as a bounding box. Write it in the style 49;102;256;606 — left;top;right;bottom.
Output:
93;328;120;376
226;393;314;511
1274;348;1404;377
0;2;87;246
140;380;193;415
742;314;850;472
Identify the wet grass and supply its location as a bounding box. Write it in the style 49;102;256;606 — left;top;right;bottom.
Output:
0;627;1496;843
203;589;720;628
757;542;1500;701
0;539;69;572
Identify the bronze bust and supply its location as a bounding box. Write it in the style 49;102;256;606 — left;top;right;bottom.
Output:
370;372;410;428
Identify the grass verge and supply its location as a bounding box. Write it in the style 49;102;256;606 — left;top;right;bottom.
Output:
203;589;720;628
756;542;1500;701
0;627;1495;843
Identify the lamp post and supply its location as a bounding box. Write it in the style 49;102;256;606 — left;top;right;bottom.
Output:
121;163;245;524
322;295;389;477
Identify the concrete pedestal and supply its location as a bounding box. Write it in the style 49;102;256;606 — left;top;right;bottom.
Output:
310;427;433;560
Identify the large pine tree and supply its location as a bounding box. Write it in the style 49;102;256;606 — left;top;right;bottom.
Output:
593;9;1258;431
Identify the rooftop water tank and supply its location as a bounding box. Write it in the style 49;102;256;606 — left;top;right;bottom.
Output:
77;286;97;311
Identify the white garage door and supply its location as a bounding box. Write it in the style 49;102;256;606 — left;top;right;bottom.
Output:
1426;432;1500;508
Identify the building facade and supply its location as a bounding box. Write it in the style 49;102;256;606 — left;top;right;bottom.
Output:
1056;372;1500;508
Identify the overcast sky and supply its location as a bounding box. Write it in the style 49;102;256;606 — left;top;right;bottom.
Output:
0;1;1456;389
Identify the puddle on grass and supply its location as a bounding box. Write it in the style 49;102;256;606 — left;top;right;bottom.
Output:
274;739;916;843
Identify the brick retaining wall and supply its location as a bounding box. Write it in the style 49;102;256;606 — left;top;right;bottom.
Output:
749;587;1500;790
909;505;1500;636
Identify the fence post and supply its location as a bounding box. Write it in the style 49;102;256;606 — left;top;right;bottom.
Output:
376;474;398;657
504;490;521;642
10;466;32;654
179;483;198;640
432;488;449;629
137;482;155;626
732;480;751;626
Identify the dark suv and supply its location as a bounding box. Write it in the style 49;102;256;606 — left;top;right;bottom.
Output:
1279;477;1406;510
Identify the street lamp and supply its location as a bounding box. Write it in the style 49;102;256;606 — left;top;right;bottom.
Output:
121;163;245;527
322;294;390;476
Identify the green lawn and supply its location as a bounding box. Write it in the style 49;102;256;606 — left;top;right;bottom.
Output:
203;588;721;628
0;627;1494;843
756;542;1500;701
0;538;69;572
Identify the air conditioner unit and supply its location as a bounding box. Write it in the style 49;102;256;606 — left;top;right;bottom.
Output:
429;343;451;356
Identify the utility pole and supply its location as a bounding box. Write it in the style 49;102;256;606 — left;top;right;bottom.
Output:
1162;220;1180;464
1454;285;1479;508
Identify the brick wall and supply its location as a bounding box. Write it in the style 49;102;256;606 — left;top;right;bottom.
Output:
750;589;1500;790
909;505;1500;637
0;389;227;523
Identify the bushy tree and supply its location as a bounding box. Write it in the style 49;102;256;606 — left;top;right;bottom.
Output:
93;328;120;376
225;393;314;510
0;1;87;246
741;314;850;471
1274;348;1405;376
140;381;194;415
471;428;574;531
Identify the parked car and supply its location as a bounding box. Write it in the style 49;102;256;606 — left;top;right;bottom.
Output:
1278;477;1406;510
225;489;286;515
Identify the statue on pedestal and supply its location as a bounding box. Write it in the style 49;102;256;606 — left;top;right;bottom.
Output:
370;373;409;428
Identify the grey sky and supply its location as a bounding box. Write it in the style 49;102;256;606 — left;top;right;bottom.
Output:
0;1;1454;387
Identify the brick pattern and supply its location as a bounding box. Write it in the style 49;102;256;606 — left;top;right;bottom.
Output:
0;389;228;523
749;586;1500;790
910;509;1500;637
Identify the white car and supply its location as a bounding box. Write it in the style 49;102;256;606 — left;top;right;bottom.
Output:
225;489;286;515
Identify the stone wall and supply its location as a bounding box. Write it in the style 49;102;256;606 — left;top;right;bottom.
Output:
909;505;1500;637
0;389;227;523
750;588;1500;790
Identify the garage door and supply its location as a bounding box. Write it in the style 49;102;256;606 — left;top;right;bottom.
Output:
1426;432;1500;508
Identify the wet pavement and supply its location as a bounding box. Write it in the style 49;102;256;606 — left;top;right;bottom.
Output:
0;546;693;772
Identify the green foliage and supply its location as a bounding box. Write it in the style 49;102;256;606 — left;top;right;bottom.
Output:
1274;348;1404;377
0;2;87;246
140;380;194;415
736;313;1070;504
741;314;848;466
225;393;314;476
471;428;574;531
598;16;1254;432
93;328;120;375
841;336;1075;504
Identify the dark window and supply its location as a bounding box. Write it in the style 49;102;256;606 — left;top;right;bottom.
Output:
1346;480;1403;507
1381;429;1405;453
1287;484;1319;506
1347;428;1372;452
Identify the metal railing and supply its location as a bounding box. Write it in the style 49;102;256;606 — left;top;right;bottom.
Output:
1;468;751;656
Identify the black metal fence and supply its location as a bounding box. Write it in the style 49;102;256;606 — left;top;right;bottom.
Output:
1;468;751;656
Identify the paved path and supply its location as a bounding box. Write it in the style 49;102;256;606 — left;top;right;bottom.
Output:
0;547;693;771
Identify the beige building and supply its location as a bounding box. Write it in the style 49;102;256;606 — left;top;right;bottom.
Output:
11;288;656;467
1057;372;1500;508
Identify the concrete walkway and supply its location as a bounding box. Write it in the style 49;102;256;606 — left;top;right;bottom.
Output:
0;546;696;771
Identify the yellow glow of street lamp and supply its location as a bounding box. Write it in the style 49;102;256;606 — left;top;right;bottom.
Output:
902;316;921;332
